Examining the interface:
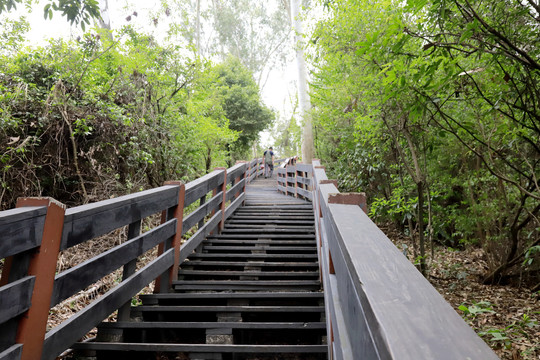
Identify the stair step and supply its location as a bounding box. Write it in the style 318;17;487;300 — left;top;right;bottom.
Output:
207;234;315;239
141;292;323;300
230;216;314;220
98;321;326;330
221;228;315;234
179;270;319;277
202;246;316;251
71;342;327;354
187;253;318;259
205;239;316;245
179;261;319;270
226;220;314;225
135;305;324;313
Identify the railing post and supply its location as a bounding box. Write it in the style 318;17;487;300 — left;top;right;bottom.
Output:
154;181;185;293
320;179;338;188
215;167;227;231
14;198;66;360
328;192;367;214
235;161;248;198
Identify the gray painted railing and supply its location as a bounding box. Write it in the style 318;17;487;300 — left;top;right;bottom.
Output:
280;159;499;360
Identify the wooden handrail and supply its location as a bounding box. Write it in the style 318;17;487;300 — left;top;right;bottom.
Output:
0;159;262;360
279;158;498;360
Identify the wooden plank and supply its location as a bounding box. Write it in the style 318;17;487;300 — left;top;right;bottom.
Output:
0;345;22;360
178;270;319;277
140;292;323;300
313;168;328;183
0;206;46;258
226;163;246;185
225;179;246;202
295;163;313;174
207;234;316;239
224;193;245;220
326;203;499;359
178;211;222;263
42;249;175;360
0;276;35;324
297;188;313;200
70;343;327;353
187;253;318;259
296;177;312;186
181;261;319;268
182;192;223;233
61;186;179;250
202;245;316;251
98;321;326;330
206;240;316;245
135;305;324;312
51;220;176;306
221;228;314;234
184;170;225;208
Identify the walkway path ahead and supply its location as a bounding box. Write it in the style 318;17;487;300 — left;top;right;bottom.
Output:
72;176;328;360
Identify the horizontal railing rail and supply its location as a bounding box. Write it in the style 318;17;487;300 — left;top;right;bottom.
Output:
0;159;261;360
278;158;498;360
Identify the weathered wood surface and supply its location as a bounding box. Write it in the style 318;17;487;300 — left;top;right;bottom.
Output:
98;321;326;329
226;178;246;202
0;344;22;360
61;186;179;250
314;176;499;359
178;210;222;263
184;170;225;207
42;249;175;360
0;206;46;258
182;191;223;233
226;162;247;185
51;220;177;306
0;277;35;325
71;343;327;353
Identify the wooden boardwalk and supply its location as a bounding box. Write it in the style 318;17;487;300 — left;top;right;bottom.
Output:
72;176;327;360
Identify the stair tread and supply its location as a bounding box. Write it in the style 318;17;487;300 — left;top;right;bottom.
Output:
180;260;318;267
98;321;326;329
178;270;319;276
202;245;316;251
172;280;320;285
140;292;324;300
72;342;327;353
188;253;318;259
135;305;324;312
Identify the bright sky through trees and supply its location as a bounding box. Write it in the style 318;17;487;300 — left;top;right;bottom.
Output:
1;0;302;149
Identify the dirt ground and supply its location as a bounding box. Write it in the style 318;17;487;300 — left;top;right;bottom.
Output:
380;224;540;360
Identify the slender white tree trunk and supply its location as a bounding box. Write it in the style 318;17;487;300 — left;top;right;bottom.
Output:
196;0;201;54
292;0;313;164
98;0;111;30
97;0;113;40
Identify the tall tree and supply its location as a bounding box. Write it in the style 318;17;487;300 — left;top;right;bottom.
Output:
291;0;313;163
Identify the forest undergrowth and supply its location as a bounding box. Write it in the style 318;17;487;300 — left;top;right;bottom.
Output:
380;223;540;360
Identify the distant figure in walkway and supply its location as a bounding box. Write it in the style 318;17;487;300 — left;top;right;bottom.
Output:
264;146;275;178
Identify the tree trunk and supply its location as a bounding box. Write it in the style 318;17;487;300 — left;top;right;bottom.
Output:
97;0;113;40
291;0;313;164
417;180;427;274
196;0;201;54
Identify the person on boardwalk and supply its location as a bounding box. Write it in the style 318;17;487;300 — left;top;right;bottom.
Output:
263;146;275;178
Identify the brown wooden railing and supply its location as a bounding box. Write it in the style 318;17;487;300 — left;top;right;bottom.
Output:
0;160;263;360
278;159;499;360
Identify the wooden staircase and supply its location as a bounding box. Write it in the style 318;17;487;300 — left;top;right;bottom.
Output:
73;178;327;360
